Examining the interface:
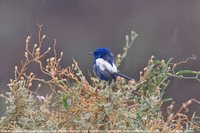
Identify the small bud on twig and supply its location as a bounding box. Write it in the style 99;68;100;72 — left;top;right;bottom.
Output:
42;35;46;40
28;83;32;87
36;48;40;52
117;54;121;58
20;76;24;80
34;44;38;48
50;57;55;62
60;51;63;56
48;47;51;51
125;35;129;42
26;36;31;44
15;66;18;71
38;84;41;88
140;71;142;75
143;67;147;71
25;52;28;58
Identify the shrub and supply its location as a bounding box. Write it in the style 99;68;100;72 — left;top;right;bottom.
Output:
0;25;199;132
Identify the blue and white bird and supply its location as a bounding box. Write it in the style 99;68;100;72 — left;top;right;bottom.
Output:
92;48;133;81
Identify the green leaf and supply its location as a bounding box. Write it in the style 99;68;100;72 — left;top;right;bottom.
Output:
162;98;173;103
63;94;69;110
176;70;200;76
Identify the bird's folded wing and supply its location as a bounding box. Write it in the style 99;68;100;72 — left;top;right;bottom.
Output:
95;58;117;73
93;58;117;80
93;64;113;80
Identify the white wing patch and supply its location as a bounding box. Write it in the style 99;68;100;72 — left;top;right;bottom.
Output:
95;58;117;73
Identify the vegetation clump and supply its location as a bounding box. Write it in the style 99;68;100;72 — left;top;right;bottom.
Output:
0;25;199;132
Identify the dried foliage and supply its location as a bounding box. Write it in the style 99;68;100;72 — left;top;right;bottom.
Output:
0;25;199;132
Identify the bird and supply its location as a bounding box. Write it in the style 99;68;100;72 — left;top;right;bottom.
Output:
92;47;133;81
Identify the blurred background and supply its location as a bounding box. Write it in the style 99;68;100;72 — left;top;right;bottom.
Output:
0;0;199;117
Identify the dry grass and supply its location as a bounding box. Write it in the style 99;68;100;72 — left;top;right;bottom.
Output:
0;25;199;132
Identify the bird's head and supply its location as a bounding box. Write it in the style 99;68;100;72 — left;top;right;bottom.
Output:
92;48;112;60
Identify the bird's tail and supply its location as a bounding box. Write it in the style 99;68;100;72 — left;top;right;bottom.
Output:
114;72;133;80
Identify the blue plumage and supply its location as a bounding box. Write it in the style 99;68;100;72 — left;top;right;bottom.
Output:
92;48;132;81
